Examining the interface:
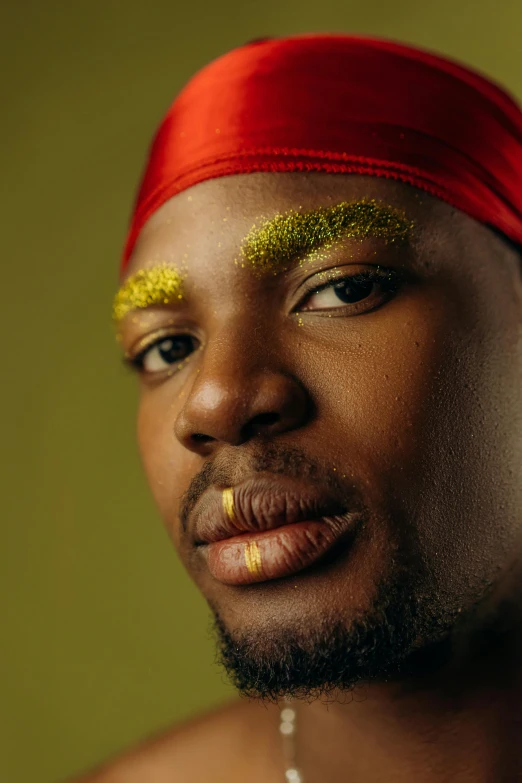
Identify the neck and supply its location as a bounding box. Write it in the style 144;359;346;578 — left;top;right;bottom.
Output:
286;569;522;782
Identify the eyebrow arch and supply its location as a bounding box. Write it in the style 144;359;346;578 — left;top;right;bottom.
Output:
239;198;415;279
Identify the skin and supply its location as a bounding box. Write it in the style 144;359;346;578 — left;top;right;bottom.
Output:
109;172;522;782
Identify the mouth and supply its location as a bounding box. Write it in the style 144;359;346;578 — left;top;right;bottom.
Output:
197;512;360;585
191;474;363;586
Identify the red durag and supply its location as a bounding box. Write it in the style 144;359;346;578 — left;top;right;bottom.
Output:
120;33;522;274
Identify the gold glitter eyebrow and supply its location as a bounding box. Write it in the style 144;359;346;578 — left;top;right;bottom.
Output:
113;200;414;324
112;263;187;324
238;198;415;278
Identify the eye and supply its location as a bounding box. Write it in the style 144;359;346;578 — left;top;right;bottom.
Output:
296;267;404;314
129;334;197;374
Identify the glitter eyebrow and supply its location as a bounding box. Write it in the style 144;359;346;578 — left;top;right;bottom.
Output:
238;198;415;278
112;263;187;323
113;200;415;324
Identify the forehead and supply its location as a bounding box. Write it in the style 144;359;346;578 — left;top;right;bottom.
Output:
123;171;490;281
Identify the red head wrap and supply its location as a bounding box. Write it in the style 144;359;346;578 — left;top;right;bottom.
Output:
120;33;522;274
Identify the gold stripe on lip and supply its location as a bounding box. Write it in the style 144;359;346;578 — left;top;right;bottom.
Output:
245;540;263;577
223;487;263;577
222;487;236;522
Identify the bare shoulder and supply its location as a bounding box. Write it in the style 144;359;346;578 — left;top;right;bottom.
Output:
67;697;282;783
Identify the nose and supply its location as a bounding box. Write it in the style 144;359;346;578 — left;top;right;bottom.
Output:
173;330;311;453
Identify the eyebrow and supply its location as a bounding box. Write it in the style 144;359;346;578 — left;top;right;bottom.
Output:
112;263;187;323
113;199;414;324
239;198;414;278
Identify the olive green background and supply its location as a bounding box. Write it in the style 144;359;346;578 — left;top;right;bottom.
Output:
2;1;521;781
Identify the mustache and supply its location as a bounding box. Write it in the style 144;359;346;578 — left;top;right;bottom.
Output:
177;441;364;536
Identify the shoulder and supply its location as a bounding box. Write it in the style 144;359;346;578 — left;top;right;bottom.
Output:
68;697;282;783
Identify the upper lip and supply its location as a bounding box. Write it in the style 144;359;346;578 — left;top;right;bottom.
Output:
191;474;353;545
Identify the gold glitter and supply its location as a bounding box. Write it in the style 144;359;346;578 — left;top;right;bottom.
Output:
244;541;263;577
239;199;414;279
112;263;186;323
222;487;236;522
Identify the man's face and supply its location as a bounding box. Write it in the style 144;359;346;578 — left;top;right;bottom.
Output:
118;172;522;702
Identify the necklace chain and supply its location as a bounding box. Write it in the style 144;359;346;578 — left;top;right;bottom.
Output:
279;696;304;782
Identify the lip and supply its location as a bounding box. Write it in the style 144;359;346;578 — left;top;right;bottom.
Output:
191;474;363;585
199;516;358;585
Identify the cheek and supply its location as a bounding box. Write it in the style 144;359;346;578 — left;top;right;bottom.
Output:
136;391;189;546
136;397;168;504
301;288;494;577
306;283;522;602
307;296;448;481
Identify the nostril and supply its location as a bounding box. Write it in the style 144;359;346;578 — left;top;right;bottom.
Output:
255;413;279;426
192;433;212;443
246;412;279;436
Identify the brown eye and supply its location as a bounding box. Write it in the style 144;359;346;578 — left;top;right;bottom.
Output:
328;277;374;304
133;335;196;374
297;269;402;313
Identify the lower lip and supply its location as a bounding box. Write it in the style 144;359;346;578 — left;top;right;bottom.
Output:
199;516;356;585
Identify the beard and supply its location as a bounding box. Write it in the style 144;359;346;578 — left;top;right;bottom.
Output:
206;561;490;705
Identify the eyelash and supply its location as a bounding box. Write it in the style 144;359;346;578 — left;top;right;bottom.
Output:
298;266;403;309
126;266;405;374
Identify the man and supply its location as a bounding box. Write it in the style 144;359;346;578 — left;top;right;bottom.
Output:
76;34;522;782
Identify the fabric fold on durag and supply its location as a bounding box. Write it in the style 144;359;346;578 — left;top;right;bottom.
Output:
120;33;522;275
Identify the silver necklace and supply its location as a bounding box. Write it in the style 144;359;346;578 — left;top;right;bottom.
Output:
279;696;304;782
